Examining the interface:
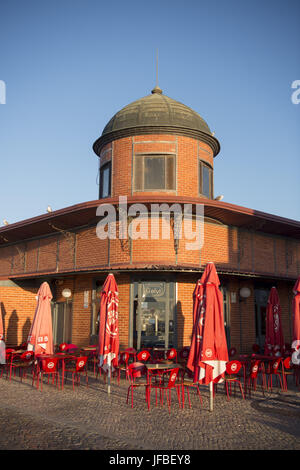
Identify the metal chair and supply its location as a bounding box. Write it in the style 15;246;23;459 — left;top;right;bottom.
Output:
265;358;284;392
180;368;203;409
8;351;35;382
63;356;89;390
223;360;245;400
33;357;60;391
126;362;148;408
148;367;181;413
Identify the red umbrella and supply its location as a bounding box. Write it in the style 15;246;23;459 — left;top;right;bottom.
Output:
264;287;285;357
187;262;228;397
0;308;5;365
0;308;3;341
27;282;54;356
98;273;119;393
292;277;300;347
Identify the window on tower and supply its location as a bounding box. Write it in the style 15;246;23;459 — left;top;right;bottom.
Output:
134;154;176;191
99;161;111;198
199;160;213;199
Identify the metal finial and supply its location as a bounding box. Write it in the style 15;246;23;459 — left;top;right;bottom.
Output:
151;49;162;94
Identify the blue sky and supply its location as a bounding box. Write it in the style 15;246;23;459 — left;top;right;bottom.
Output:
0;0;299;224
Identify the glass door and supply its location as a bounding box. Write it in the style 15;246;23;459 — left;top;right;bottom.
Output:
254;289;268;350
51;301;73;345
133;280;175;350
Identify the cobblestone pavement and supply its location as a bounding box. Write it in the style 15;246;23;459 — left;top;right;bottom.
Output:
0;370;299;451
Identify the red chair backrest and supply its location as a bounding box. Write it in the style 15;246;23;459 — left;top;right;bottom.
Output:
120;352;130;364
75;356;88;372
179;347;190;360
270;359;281;373
41;358;58;373
226;360;242;375
20;351;34;362
166;348;177;360
250;360;260;378
128;362;146;379
125;348;136;354
283;356;292;369
137;350;151;362
166;368;179;388
59;343;67;351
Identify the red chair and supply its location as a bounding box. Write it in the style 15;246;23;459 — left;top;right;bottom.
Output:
245;360;265;397
166;348;177;362
33;357;60;391
265;358;284;392
137;350;152;363
149;368;181;413
59;343;78;354
126;362;148;408
0;349;15;378
124;347;137;362
8;351;35;382
86;347;98;376
281;356;295;391
178;347;190;363
224;360;245;400
63;356;89;391
180;368;203;409
112;351;130;384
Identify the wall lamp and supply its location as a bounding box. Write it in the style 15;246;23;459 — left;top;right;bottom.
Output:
239;287;251;302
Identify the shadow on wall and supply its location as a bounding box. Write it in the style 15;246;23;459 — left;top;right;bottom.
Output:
7;309;19;347
22;318;31;345
0;303;6;340
176;300;185;350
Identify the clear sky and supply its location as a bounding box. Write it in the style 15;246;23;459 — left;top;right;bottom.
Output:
0;0;299;225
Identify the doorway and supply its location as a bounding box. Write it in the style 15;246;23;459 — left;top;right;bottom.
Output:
132;280;175;350
254;289;268;350
51;301;73;345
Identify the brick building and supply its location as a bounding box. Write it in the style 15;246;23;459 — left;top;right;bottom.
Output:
0;86;299;353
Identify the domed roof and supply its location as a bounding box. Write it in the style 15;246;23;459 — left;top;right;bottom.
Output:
93;87;220;156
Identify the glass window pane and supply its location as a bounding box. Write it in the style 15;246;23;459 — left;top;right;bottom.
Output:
134;156;143;190
144;157;165;190
202;165;210;198
166;156;175;190
100;164;110;198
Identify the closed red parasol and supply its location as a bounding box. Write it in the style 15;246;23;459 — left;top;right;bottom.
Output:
98;273;119;393
0;307;5;364
27;282;54;356
187;262;228;408
264;287;285;357
292;277;300;357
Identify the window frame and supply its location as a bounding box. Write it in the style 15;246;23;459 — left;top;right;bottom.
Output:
99;161;112;199
133;153;176;192
199;160;213;199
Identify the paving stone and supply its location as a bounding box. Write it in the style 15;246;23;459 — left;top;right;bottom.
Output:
0;372;299;450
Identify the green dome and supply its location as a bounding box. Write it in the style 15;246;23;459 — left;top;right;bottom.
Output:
93;87;220;156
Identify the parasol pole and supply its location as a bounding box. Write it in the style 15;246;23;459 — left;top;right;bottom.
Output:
107;357;111;395
209;382;213;411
